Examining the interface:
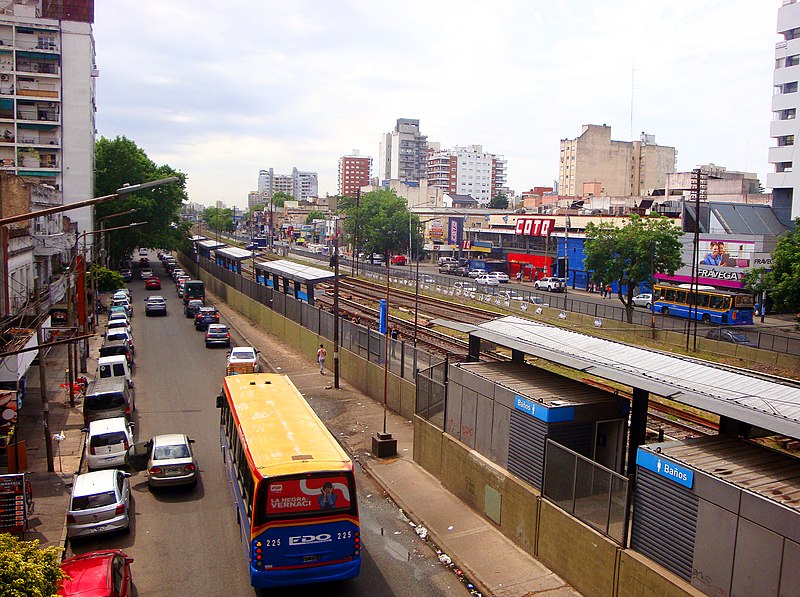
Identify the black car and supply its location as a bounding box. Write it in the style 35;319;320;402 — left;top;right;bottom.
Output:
194;307;219;330
705;328;755;346
99;339;134;367
119;269;132;282
184;299;204;319
144;295;167;316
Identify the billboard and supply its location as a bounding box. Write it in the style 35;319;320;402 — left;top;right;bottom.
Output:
447;217;463;246
514;218;555;237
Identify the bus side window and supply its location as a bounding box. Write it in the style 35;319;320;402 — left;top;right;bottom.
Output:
696;294;710;308
664;289;676;302
675;291;687;304
709;295;724;309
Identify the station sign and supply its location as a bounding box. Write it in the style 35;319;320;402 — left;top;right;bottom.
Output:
636;449;694;489
513;395;574;423
514;218;555;237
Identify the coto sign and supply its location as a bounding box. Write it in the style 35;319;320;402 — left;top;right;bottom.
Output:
514;218;555;237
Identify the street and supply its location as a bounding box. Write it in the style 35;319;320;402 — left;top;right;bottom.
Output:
66;258;468;597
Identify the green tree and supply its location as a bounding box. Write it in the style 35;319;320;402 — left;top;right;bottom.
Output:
91;265;125;292
306;210;325;225
584;215;683;322
341;189;412;258
0;533;65;596
95;136;189;267
742;218;800;314
202;207;235;233
271;192;293;208
488;193;509;209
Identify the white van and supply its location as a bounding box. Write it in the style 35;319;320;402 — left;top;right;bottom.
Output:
97;355;133;388
438;256;458;267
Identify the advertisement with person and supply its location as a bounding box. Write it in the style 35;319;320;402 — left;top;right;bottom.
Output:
265;475;352;515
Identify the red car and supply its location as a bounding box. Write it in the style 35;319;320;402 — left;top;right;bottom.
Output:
390;254;407;265
145;276;161;290
59;549;134;596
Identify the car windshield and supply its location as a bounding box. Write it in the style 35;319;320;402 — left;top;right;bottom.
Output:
90;432;127;448
86;393;125;410
230;349;254;359
728;332;749;342
154;444;190;460
72;491;117;510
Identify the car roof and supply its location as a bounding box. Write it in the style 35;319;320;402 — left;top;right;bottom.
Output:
72;470;121;497
147;295;166;301
230;347;256;357
153;433;188;447
198;306;216;312
88;417;129;435
207;323;227;331
60;550;126;593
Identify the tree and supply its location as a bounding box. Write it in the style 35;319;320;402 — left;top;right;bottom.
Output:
742;218;800;314
489;193;509;209
306;210;325;225
95;136;189;267
341;189;412;258
91;265;125;292
271;192;292;208
202;207;235;233
0;533;65;596
584;215;683;322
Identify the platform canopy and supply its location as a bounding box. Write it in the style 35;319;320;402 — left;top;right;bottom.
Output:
254;259;336;284
215;246;255;260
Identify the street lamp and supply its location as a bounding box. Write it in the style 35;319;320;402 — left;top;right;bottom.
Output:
413;218;439;354
97;208;139;269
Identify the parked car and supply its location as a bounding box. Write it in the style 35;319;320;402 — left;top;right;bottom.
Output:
66;469;132;538
205;323;231;348
194;307;219;330
127;433;198;490
98;339;134;369
105;329;134;354
497;290;526;301
705;328;755;346
467;268;485;278
138;256;149;266
106;318;132;335
389;254;407;265
184;299;204;319
144;295;167;317
632;293;653;308
453;281;477;293
112;289;131;301
107;312;130;327
110;297;132;318
139;249;148;256
58;549;133;597
439;262;458;274
534;277;565;292
86;417;135;471
227;346;260;373
488;271;510;283
171;268;186;281
119;269;132;282
475;274;500;287
139;268;153;279
145;276;161;290
528;296;550;307
451;265;470;276
438;256;458;267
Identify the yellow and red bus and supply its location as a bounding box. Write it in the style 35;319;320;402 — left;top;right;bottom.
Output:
217;374;361;588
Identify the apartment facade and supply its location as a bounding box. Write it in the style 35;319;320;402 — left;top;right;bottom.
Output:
258;167;318;200
338;152;371;197
377;118;428;183
767;0;800;227
428;144;508;205
559;125;676;198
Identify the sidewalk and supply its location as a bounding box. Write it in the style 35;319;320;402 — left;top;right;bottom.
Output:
214;295;580;597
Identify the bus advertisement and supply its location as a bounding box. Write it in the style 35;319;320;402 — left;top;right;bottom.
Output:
183;280;205;305
217;374;361;588
653;283;754;325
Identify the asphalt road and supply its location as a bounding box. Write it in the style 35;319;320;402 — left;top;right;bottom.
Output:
67;257;468;597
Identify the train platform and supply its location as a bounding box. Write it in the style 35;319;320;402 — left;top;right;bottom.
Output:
215;293;581;597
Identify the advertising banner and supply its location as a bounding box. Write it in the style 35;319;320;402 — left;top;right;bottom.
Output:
265;475;352;514
447;217;463;246
514;218;555;237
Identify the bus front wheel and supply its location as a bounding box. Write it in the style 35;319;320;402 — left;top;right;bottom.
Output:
662;307;669;316
701;314;711;324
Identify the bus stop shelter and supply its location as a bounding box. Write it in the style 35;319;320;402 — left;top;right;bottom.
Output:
253;259;335;305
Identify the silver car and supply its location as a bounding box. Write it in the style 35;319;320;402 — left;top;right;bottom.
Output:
66;469;131;538
128;434;198;490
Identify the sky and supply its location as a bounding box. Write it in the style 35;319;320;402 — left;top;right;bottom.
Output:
93;1;780;209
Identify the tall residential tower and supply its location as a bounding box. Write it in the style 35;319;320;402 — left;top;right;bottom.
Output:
377;118;428;183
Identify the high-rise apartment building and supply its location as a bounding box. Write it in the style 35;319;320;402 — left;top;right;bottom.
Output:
559;125;676;197
257;167;318;200
0;0;96;233
338;151;371;197
768;0;800;227
427;145;508;204
377;118;428;183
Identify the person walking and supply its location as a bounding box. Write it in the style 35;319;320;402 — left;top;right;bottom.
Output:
317;344;327;375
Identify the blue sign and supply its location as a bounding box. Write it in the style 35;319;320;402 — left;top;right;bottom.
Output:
379;299;387;334
636;449;694;489
513;395;574;423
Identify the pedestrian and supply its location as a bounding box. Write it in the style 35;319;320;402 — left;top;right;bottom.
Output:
599;283;606;298
515;270;522;282
317;344;327;375
605;284;612;298
390;324;400;357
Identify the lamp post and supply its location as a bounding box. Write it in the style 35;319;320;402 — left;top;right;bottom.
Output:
97;208;139;269
413;218;438;353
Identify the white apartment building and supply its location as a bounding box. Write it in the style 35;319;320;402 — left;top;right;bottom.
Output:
768;0;800;227
258;167;318;200
377;118;428;182
428;144;508;205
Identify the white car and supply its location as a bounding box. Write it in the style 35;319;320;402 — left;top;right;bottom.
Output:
488;272;510;283
534;277;565;292
139;268;153;279
475;274;500;287
66;469;132;538
227;346;260;373
467;269;485;278
86;417;135;471
632;293;653;308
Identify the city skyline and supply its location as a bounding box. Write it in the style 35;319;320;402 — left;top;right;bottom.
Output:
94;1;777;207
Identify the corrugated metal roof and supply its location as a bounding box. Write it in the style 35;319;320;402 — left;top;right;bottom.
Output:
709;203;789;236
197;240;225;249
465;316;800;439
254;259;335;284
648;436;800;512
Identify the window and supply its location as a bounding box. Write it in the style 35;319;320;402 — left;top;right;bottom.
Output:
779;135;795;146
779;108;796;120
788;55;800;67
777;161;793;172
783;81;798;94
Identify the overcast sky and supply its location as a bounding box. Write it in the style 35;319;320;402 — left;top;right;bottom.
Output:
93;1;779;208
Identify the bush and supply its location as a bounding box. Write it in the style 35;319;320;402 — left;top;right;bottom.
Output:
0;533;65;596
90;265;125;293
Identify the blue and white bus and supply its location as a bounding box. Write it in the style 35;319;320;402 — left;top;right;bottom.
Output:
653;283;754;325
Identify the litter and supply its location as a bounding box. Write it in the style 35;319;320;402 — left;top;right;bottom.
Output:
415;526;428;540
448;525;454;531
438;553;452;566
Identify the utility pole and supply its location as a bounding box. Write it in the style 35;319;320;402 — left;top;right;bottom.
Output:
332;218;340;389
353;188;360;277
65;268;75;407
687;168;706;352
34;279;55;472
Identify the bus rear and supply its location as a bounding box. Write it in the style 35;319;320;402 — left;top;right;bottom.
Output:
183;280;205;305
250;471;361;588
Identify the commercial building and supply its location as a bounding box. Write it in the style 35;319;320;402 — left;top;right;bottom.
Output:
427;144;508;205
338;152;371;197
377;118;428;183
768;0;800;227
257;167;318;200
559;125;676;198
